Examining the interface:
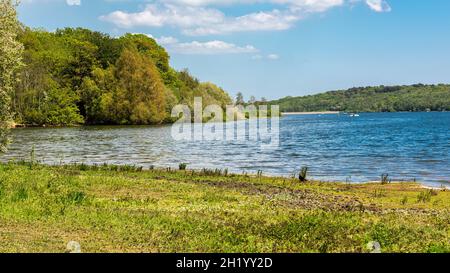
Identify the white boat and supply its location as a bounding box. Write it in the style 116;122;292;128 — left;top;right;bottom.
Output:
349;113;360;117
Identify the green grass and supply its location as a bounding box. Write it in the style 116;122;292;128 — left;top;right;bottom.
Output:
0;162;449;253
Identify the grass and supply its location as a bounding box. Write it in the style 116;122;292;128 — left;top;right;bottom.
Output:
0;162;449;253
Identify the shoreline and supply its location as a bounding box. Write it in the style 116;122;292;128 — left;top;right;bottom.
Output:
11;111;448;128
2;160;448;189
282;111;340;115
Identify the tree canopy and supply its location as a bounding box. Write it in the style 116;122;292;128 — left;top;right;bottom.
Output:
12;27;232;126
270;84;450;113
0;0;23;151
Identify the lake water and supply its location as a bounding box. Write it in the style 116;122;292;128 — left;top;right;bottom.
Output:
2;112;449;187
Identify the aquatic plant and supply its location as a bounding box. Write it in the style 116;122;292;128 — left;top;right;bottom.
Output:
299;166;308;182
179;163;188;171
29;145;36;169
381;173;391;184
201;168;225;176
257;170;263;178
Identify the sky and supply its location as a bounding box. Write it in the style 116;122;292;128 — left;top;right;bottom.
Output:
18;0;450;100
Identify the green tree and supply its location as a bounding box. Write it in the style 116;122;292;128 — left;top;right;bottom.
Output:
235;92;244;105
195;82;232;108
114;48;166;124
11;27;235;126
0;0;23;151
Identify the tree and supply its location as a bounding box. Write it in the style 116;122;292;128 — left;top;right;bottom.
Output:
248;96;256;104
235;92;244;105
0;0;23;152
114;48;167;124
11;27;236;126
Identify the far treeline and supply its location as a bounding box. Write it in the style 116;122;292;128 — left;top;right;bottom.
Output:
12;27;232;126
270;84;450;113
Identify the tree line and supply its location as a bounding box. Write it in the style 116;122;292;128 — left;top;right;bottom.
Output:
270;84;450;113
12;28;232;126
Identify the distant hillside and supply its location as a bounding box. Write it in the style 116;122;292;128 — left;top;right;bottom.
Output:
270;84;450;113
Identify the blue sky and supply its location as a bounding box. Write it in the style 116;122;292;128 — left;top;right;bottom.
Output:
18;0;450;100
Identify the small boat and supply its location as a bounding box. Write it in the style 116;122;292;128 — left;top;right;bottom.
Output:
349;113;360;117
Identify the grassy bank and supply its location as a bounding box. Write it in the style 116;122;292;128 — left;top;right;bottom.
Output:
0;162;449;253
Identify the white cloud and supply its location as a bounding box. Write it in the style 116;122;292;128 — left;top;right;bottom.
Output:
142;35;258;54
365;0;391;12
183;9;302;36
100;4;225;29
267;54;279;60
169;40;257;54
156;36;179;45
252;54;280;60
167;0;343;11
66;0;81;6
22;0;82;5
100;1;350;36
171;40;257;54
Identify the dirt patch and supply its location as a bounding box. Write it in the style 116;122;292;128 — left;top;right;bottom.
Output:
186;179;379;212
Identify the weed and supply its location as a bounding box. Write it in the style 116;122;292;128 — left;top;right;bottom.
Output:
299;166;308;182
12;187;28;201
401;196;408;205
257;170;263;178
179;163;188;171
417;189;438;203
200;168;227;176
29;145;36;169
66;191;86;205
381;173;391;184
373;189;387;198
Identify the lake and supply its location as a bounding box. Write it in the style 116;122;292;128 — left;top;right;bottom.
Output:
2;112;449;187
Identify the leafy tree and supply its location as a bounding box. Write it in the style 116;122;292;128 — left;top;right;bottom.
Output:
0;0;23;151
194;82;232;109
114;48;166;124
235;92;244;105
119;34;170;79
177;69;199;90
11;29;234;126
55;28;122;69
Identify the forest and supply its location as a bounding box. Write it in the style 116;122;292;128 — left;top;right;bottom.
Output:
270;84;450;113
11;27;232;126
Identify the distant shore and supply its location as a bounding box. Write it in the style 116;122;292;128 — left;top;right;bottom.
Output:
282;111;340;116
